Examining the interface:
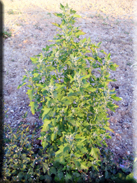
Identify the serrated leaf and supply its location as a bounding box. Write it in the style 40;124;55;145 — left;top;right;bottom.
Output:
30;57;38;64
90;147;100;160
41;141;48;149
81;163;88;170
26;89;33;100
42;107;51;120
42;119;51;131
29;101;35;115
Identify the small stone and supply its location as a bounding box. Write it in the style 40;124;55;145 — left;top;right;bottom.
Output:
11;110;14;113
116;146;120;150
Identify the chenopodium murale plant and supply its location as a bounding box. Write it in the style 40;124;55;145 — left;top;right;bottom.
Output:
18;3;122;176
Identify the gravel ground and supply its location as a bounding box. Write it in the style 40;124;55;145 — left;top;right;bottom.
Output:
2;0;136;169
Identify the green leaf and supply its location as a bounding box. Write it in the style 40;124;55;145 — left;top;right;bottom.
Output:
70;9;76;14
111;94;122;101
29;101;35;115
50;167;56;175
30;57;38;64
104;126;114;133
65;173;72;181
26;89;33;100
73;14;81;18
42;107;51;120
51;133;56;141
107;101;118;112
61;97;72;105
63;145;70;153
74;159;81;169
33;73;39;78
87;87;96;92
54;13;63;18
82;74;91;80
81;37;87;43
22;75;27;82
41;140;48;149
17;82;26;89
81;162;88;170
52;22;61;28
105;170;109;179
60;3;65;10
110;63;119;71
46;66;55;71
90;147;100;160
42;119;51;131
42;45;50;51
57;171;63;180
106;53;111;60
18;172;24;181
75;30;86;37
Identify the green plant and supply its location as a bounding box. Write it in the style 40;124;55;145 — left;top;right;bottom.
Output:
3;123;52;183
2;31;12;39
7;9;15;15
7;9;22;15
47;12;52;17
18;3;122;182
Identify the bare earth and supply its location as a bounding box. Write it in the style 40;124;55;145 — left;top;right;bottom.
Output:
2;0;135;168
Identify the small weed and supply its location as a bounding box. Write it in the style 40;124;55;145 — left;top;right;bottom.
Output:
2;31;12;39
22;111;28;120
127;62;132;66
47;12;52;17
102;22;108;26
16;23;22;26
95;13;105;20
7;9;14;15
115;19;120;25
7;9;22;15
124;31;129;35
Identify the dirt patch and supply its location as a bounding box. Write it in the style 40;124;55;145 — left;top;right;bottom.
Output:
3;0;135;167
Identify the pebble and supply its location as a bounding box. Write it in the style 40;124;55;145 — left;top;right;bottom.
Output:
116;146;120;150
